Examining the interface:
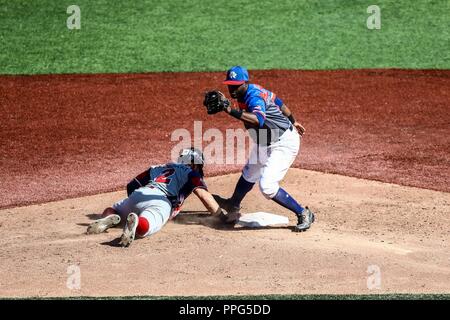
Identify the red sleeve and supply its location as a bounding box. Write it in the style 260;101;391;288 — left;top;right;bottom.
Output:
188;171;207;191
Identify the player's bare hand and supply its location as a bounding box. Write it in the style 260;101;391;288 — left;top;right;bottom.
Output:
294;122;306;136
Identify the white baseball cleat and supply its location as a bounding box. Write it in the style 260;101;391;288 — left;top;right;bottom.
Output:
87;214;121;234
119;213;139;247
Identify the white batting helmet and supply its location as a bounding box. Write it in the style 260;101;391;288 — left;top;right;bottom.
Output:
177;147;205;166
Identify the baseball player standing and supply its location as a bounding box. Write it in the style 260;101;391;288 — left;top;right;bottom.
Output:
203;66;315;232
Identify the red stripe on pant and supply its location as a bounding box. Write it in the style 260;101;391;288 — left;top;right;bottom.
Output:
136;216;150;236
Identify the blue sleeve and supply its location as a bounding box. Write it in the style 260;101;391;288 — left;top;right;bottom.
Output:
247;96;266;128
275;96;284;107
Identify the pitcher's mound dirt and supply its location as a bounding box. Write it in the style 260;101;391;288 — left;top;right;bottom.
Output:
0;169;448;297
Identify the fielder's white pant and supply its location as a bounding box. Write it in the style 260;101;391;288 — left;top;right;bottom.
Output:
242;126;300;198
112;186;172;237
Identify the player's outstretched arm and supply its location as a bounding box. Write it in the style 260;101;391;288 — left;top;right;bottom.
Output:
193;188;222;216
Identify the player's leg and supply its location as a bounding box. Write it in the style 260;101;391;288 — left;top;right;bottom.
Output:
217;144;266;211
214;144;258;211
101;207;118;218
119;204;171;247
259;128;299;199
86;205;125;234
110;197;135;221
137;202;171;236
259;128;315;231
119;187;172;247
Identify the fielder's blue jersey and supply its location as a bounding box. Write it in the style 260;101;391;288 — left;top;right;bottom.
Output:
237;84;291;145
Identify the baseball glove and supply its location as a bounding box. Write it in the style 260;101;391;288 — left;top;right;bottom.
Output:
203;90;230;114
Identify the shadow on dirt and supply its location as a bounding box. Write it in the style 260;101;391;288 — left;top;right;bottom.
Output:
82;211;295;248
77;214;100;227
77;222;91;227
174;211;293;231
86;213;102;220
100;237;123;247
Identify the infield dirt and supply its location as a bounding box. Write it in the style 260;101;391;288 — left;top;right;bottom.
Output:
0;170;449;297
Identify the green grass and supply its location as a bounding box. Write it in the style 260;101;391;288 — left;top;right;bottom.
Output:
5;294;450;300
0;0;449;74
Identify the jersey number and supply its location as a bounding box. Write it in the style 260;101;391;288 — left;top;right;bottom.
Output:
154;168;175;184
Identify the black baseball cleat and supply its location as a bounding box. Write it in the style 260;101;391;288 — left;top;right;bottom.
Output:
294;207;315;232
212;194;241;215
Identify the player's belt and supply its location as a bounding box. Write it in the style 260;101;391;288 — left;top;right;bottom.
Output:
268;124;292;145
281;124;293;135
277;124;293;141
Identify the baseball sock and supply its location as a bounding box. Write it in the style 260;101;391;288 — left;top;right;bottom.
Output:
272;187;304;216
230;175;255;206
136;216;150;237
